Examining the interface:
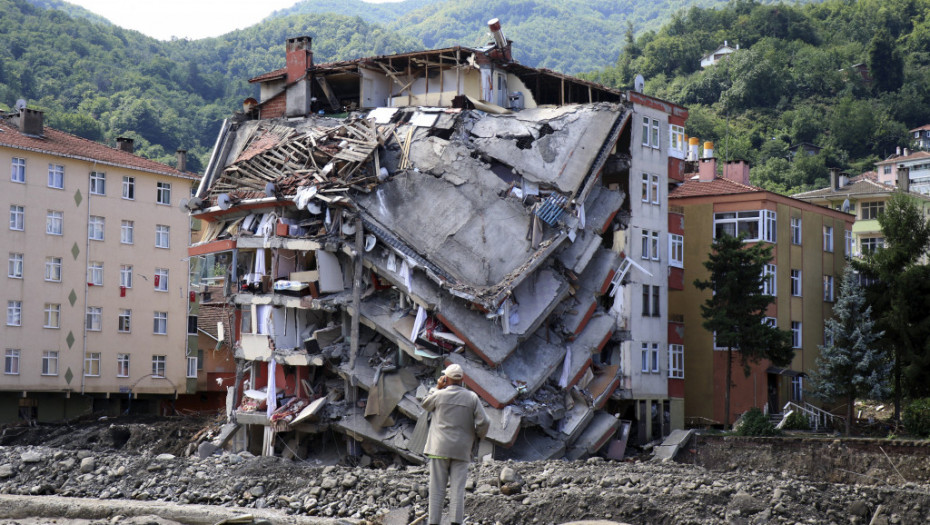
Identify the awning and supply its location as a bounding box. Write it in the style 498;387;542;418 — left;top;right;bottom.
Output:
766;366;804;378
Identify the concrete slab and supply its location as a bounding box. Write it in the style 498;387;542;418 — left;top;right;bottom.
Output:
556;229;602;275
559;294;598;338
582;185;624;235
496;428;565;461
334;412;424;464
587;365;621;410
558;391;594;445
338;360;426;421
556;338;593;390
484;405;521;447
444;352;518;409
351;294;429;362
565;410;620;460
508;268;569;337
436;297;519;366
576;249;621;297
573;313;616;355
653;429;695;462
501;329;566;395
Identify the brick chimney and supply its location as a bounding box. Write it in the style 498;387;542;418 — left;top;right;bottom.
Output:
698;158;717;182
13;108;44;136
829;167;841;190
116;137;134;153
723;160;750;185
285;36;313;117
176;149;187;172
897;166;910;192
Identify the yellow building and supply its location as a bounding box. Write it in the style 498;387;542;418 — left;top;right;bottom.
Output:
0;108;198;422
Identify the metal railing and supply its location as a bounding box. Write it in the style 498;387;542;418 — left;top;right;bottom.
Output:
782;401;845;431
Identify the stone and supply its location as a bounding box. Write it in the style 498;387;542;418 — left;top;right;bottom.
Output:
79;457;95;474
321;477;338;489
197;442;219;459
730;492;765;515
20;451;43;463
341;475;358;488
849;500;870;518
59;458;76;470
0;464;15;478
155;453;175;461
249;485;265;497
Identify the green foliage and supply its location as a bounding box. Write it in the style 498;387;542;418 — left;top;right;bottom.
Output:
903;398;930;437
735;407;779;436
782;410;811;431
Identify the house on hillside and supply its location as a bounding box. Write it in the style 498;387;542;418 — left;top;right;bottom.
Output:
911;124;930;151
700;41;739;68
187;20;690;461
874;149;930;193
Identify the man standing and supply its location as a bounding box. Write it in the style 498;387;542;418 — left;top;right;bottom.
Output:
422;363;489;525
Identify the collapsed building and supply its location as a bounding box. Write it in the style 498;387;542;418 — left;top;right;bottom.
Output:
188;21;688;463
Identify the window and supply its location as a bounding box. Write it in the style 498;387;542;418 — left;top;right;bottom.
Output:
87;262;103;286
89;171;105;195
48;164;63;189
845;230;853;257
641;117;650;146
642;284;661;317
641;173;650;202
84;352;100;377
669;234;684;268
7;301;21;326
187;356;197;378
823;225;833;252
861;237;884;254
791;321;802;348
651;342;660;372
9;205;24;231
88;216;104;241
155;224;169;248
669;125;685;157
117;354;130;377
762;264;776;296
120;220;134;244
156;182;171;205
861;201;884;220
652;285;660;317
651;119;660;149
46;210;63;235
763;316;777;328
4;349;20;375
791;376;803;402
651;174;660;204
42;351;58;376
118;309;131;333
188;315;197;335
44;303;60;329
152;355;166;378
154;268;168;292
790;217;802;245
85;306;102;331
8;253;23;278
824;274;834;302
11;157;25;183
714;210;775;242
669;344;684;379
154;312;167;334
122;176;135;200
120;265;133;288
790;269;802;297
45;257;62;282
641;230;659;260
641;343;649;372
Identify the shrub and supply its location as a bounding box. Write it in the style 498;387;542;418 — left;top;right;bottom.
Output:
781;410;810;431
903;398;930;438
735;407;780;436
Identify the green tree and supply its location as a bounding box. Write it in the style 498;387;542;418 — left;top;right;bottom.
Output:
808;265;888;435
868;28;904;93
694;233;794;428
858;192;930;421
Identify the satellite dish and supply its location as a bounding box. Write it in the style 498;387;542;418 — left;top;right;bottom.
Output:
188;197;204;210
364;234;376;252
634;74;645;93
842;199;851;213
217;194;231;210
14;99;26;111
306;201;322;215
264;182;276;198
178;198;190;212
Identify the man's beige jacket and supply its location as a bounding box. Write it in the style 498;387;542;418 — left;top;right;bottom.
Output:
422;384;490;462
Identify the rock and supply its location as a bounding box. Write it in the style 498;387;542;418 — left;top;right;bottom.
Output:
0;464;15;478
849;500;870;518
76;450;92;460
321;477;338;489
59;458;76;470
341;475;358;488
500;466;517;484
730;492;765;514
155;453;175;461
79;457;95;474
20;451;43;463
197;442;218;459
249;485;265;497
359;455;372;468
227;454;244;465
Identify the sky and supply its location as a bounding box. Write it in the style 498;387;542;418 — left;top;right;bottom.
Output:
66;0;399;41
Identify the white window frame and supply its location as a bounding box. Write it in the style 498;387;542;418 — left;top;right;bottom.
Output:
861;237;884;254
84;352;100;377
763;316;777;328
641;173;650;202
641;117;650;146
120;265;133;288
187;356;197;378
89;171;106;195
641;342;649;372
641;230;650;259
790;269;802;297
650;230;660;261
824;274;834;302
152;355;166;378
120;220;134;244
118;309;131;333
669;234;684;268
44;303;60;329
45;257;62;282
117;353;130;377
714;210;767;241
669;124;685;158
46;210;63;235
823;225;834;253
154;268;168;292
86;306;102;331
88;215;105;241
651;119;660;149
88;261;103;286
11;157;25;183
791;321;802;349
4;349;20;375
48;164;64;189
8;252;23;278
156;182;171;205
154;311;167;335
10;205;24;231
650;174;660;204
861;201;884;220
790;217;802;245
155;224;170;248
763;210;776;243
7;300;22;326
762;263;776;296
42;350;59;376
122;176;135;200
669;344;684;379
651;342;660;373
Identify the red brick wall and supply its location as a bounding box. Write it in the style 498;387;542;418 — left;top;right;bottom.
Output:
260;93;286;119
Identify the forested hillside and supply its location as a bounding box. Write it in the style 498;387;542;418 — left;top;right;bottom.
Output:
586;0;930;194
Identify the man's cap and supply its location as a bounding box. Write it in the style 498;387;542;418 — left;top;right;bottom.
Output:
442;364;464;380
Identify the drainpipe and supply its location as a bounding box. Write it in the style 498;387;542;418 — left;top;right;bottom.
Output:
81;162;96;395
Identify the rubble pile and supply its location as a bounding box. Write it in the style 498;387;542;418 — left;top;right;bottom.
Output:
1;444;929;524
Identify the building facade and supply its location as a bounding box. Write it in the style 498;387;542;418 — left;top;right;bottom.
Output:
0;108;198;422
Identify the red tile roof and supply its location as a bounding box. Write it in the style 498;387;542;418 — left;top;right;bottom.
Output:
875;150;930;165
249;67;286;83
910;124;930;132
0;119;198;180
669;176;764;199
